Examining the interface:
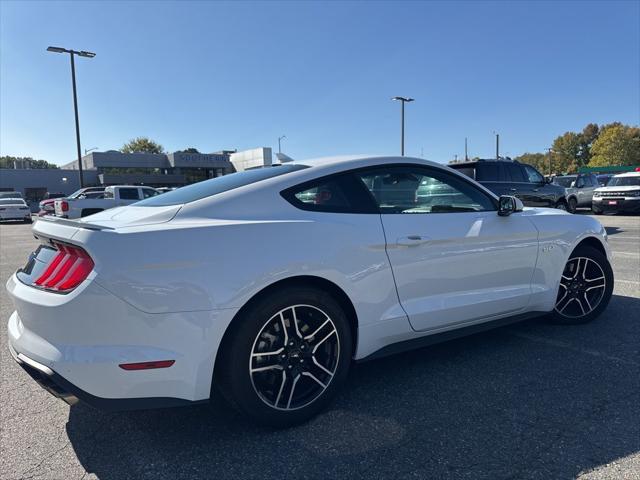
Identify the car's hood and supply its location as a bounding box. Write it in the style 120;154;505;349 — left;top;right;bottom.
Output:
595;186;640;192
77;205;182;228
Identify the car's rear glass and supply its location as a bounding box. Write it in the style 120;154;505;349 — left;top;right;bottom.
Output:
134;164;309;206
554;176;576;187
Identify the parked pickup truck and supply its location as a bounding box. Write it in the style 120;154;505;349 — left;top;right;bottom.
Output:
54;185;159;219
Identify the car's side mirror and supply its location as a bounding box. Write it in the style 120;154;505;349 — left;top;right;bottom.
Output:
570;181;576;188
497;195;524;216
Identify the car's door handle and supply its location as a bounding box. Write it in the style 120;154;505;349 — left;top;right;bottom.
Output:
397;235;431;246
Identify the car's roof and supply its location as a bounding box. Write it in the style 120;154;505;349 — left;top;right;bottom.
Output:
291;155;445;170
613;172;640;177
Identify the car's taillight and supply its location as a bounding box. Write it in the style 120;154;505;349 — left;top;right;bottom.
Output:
33;242;94;292
60;201;69;212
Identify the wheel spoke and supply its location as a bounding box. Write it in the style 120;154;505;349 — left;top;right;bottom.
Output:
251;364;283;374
279;312;288;347
583;293;592;312
286;374;301;409
574;297;586;315
304;318;331;341
302;371;327;390
251;347;284;358
312;328;337;354
291;307;303;339
274;370;287;408
557;295;574;313
311;355;335;377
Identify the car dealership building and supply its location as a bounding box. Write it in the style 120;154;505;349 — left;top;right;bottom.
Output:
0;147;273;210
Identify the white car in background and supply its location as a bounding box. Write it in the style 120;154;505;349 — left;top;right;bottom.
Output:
592;171;640;214
7;155;613;427
54;185;159;219
0;198;32;223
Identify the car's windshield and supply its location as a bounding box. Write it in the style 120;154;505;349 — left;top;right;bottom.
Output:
0;199;26;205
606;176;640;187
134;164;309;206
553;176;576;188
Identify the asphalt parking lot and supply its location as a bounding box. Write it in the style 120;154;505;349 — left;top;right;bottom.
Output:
1;214;638;480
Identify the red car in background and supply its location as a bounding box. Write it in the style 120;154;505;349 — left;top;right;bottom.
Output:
37;187;105;216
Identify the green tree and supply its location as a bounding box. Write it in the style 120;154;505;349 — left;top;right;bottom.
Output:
121;137;164;154
589;124;640;167
551;132;582;173
180;147;200;154
0;156;59;169
577;123;599;166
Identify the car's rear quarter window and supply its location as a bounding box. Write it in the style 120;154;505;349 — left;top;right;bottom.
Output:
135;164;309;206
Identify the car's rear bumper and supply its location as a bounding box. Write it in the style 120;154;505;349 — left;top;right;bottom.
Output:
9;341;206;411
6;273;236;410
0;212;30;220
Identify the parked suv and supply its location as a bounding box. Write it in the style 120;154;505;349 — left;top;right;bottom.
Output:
592;172;640;214
449;159;568;209
553;173;599;213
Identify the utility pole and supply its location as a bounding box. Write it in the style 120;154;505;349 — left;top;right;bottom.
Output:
392;96;414;156
547;148;553;175
495;133;500;159
47;46;96;188
464;137;468;161
278;135;286;154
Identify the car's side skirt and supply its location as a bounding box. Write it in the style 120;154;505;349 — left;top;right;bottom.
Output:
357;311;546;362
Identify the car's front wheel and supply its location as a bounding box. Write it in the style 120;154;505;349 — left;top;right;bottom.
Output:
216;286;352;427
549;245;613;324
567;197;578;214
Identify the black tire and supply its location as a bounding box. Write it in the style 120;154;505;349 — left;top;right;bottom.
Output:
23;217;32;224
216;286;352;428
567;197;577;214
555;200;568;211
548;245;613;325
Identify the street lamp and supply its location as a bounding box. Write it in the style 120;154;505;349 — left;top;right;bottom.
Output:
547;148;555;176
392;96;414;156
84;147;98;155
493;131;500;159
278;135;286;154
47;46;96;187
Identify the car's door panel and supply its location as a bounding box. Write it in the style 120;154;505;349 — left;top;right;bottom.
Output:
355;165;539;332
381;211;539;331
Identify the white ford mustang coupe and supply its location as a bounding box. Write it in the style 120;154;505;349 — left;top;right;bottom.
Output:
7;156;614;427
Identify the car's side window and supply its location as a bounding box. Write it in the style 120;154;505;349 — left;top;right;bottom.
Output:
506;164;526;182
282;174;377;213
523;165;544;184
142;188;158;198
119;188;140;200
356;166;496;214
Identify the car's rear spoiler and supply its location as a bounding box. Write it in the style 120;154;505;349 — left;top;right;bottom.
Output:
37;216;114;231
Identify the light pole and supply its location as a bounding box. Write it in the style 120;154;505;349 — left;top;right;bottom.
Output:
392;96;414;156
278;135;286;154
547;148;554;176
47;46;96;188
84;147;98;155
493;132;500;159
464;137;468;161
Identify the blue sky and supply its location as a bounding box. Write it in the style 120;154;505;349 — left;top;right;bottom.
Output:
1;1;638;165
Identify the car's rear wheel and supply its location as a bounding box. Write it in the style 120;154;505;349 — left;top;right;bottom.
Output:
216;286;352;427
549;245;613;325
555;200;568;211
567;197;577;214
